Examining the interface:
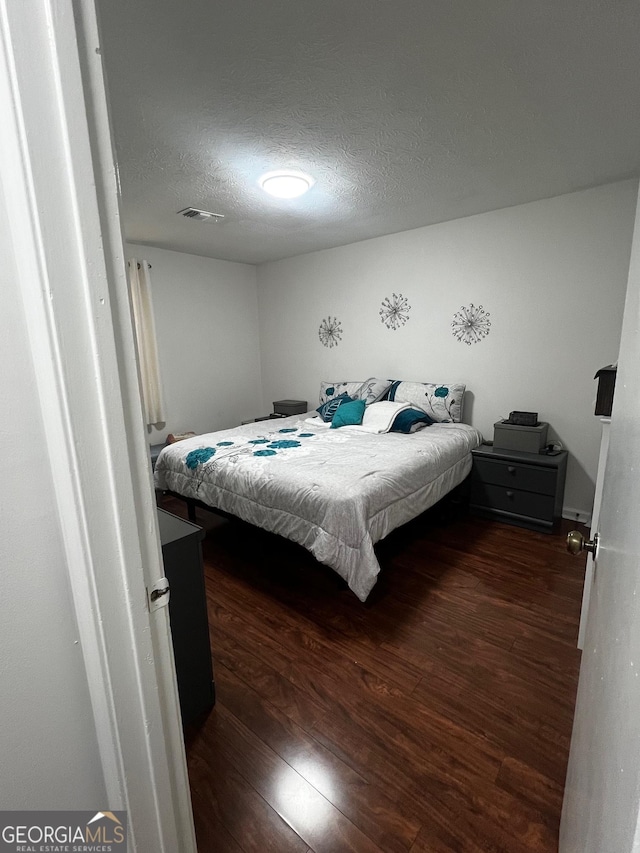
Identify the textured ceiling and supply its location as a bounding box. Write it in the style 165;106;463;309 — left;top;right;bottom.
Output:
97;0;640;265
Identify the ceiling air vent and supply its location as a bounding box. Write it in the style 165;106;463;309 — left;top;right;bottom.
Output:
177;207;225;223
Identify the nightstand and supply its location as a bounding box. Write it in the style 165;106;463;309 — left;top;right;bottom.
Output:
470;445;568;533
240;415;283;425
157;508;215;725
241;414;291;425
150;443;165;470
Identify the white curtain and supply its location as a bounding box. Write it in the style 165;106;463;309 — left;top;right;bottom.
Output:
128;259;165;427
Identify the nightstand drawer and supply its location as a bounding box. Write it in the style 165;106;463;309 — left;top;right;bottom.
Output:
472;457;556;496
471;481;555;521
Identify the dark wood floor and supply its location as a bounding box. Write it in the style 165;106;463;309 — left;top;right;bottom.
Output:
164;494;586;853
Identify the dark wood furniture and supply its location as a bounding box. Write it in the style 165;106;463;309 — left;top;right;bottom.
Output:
150;443;165;469
470;444;568;533
157;508;215;724
240;414;287;424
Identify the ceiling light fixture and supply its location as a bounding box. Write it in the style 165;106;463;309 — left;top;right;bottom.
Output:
259;170;314;199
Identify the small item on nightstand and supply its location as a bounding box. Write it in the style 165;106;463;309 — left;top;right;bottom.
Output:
506;411;538;427
167;431;196;444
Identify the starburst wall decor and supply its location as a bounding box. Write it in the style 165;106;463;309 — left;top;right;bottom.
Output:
318;315;343;348
379;293;411;330
451;303;491;346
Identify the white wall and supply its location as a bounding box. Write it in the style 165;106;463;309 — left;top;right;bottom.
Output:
0;190;106;808
127;244;263;443
256;181;638;517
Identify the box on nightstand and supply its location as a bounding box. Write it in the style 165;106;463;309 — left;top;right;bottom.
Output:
493;420;549;453
273;399;307;416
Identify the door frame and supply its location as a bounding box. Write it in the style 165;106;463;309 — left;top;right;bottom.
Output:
0;1;196;849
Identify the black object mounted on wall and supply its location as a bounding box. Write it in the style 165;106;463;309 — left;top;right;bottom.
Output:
594;364;617;417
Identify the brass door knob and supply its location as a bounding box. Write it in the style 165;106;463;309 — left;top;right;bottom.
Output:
566;530;599;556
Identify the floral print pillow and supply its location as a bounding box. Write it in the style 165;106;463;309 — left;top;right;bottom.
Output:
387;380;466;423
319;378;392;406
319;381;364;406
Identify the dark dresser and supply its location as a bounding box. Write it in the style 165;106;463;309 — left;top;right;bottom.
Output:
157;508;215;725
470;445;568;533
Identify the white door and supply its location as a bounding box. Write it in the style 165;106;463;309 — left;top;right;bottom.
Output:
0;0;196;848
560;188;640;851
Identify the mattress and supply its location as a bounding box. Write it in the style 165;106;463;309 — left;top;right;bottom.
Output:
154;414;483;601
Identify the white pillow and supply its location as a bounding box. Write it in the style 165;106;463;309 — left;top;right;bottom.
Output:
387;380;466;423
357;401;411;434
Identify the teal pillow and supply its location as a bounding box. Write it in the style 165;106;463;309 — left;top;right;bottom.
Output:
390;408;434;433
331;398;366;429
316;392;352;423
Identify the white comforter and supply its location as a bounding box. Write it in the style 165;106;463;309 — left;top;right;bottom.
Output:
154;414;483;601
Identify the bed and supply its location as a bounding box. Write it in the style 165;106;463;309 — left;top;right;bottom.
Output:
154;391;482;601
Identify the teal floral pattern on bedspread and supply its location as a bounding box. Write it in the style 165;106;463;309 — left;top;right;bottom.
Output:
182;426;315;472
185;447;216;469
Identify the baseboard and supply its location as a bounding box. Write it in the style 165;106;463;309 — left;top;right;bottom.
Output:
562;507;592;527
